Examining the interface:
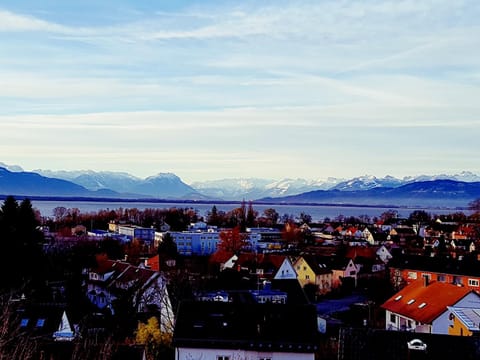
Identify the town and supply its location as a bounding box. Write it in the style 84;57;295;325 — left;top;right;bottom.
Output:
2;197;480;359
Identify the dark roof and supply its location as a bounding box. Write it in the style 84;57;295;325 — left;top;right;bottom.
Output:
270;278;310;305
15;303;73;340
388;254;480;277
173;301;319;353
301;255;333;275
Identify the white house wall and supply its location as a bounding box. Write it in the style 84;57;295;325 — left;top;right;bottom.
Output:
176;348;314;360
432;292;480;335
274;259;297;280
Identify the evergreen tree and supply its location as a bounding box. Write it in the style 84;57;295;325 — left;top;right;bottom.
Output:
0;197;44;289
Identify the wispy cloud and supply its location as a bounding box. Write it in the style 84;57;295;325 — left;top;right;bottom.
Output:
1;1;479;180
0;9;66;32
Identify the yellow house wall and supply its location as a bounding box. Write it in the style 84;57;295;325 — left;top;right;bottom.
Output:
448;317;473;336
294;258;316;288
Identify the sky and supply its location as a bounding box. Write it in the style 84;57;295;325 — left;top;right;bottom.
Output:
1;0;479;184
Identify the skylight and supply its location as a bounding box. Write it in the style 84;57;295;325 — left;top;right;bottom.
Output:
418;302;427;309
407;299;415;305
395;295;402;301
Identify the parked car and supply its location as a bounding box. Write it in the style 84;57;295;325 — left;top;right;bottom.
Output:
407;338;427;351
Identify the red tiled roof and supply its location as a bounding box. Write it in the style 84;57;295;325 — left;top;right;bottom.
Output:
209;250;235;264
93;257;130;275
381;279;472;324
115;266;157;286
146;255;160;272
262;254;286;269
345;247;377;260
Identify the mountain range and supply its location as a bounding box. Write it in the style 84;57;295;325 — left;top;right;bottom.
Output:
1;162;480;208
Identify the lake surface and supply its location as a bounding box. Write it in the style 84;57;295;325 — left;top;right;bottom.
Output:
31;200;467;222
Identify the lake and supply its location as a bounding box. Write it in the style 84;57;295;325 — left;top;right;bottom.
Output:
30;200;467;222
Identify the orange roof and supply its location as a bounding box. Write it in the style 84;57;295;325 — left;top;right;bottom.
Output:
381;280;472;324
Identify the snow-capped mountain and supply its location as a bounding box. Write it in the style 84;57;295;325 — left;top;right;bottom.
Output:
190;178;274;200
4;161;480;202
0;162;24;172
403;171;480;183
259;179;480;208
34;169;204;199
331;175;405;191
35;170;142;193
190;177;344;200
131;173;203;199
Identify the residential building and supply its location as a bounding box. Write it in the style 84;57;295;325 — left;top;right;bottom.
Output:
84;257;174;333
170;230;220;256
330;257;359;289
293;256;333;295
117;225;155;245
173;301;319;360
447;306;480;336
273;257;297;280
388;255;480;292
382;278;480;334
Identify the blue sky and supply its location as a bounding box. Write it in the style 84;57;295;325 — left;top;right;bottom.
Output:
1;0;479;183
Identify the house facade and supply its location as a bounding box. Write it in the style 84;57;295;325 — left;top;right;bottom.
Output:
388;255;480;293
170;230;221;256
293;256;333;295
273;257;298;280
331;258;359;288
173;301;319;360
382;279;480;334
117;225;155;245
84;258;174;332
447;306;480;336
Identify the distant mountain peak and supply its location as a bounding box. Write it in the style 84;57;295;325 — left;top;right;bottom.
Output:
147;172;180;180
0;162;24;172
2;161;480;202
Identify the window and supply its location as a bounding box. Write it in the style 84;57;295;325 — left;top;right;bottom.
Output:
20;319;29;327
217;356;230;360
407;299;415;305
468;279;479;287
453;276;463;285
437;274;446;282
306;275;310;280
407;271;417;280
390;313;396;323
259;358;272;360
421;273;431;280
36;319;45;328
